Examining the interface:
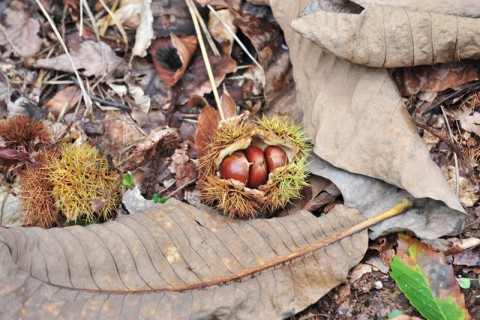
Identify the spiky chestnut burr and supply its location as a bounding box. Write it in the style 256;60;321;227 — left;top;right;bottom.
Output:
19;143;122;227
198;114;310;219
19;148;60;228
47;143;121;223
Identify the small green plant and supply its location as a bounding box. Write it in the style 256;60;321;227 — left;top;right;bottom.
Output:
387;309;404;319
457;277;479;290
122;171;133;189
152;193;169;204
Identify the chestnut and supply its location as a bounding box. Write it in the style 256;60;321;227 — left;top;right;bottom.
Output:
244;146;267;188
264;146;288;173
219;151;249;184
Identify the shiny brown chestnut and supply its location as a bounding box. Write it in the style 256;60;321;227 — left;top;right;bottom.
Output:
219;151;249;184
244;146;267;188
264;146;288;173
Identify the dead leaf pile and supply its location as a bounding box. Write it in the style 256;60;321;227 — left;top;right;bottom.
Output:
0;0;479;318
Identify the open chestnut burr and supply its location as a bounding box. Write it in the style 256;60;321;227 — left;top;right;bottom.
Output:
198;114;310;219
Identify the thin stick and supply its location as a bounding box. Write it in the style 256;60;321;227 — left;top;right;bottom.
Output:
191;3;220;56
34;0;93;114
98;0;129;53
185;0;224;121
441;106;459;195
79;0;84;36
166;178;197;197
207;5;263;72
81;0;107;76
100;0;120;36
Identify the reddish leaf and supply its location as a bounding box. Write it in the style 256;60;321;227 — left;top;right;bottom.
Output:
220;89;237;119
393;62;479;96
453;247;480;267
0;147;32;167
280;176;340;216
45;86;81;117
395;234;469;314
194;105;220;158
150;34;198;86
178;46;237;104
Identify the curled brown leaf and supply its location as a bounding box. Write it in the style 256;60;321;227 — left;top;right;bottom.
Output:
150;33;198;86
194;105;220;158
292;4;480;68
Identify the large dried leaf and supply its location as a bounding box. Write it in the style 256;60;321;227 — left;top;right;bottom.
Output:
0;0;43;58
266;0;465;226
308;155;465;240
354;0;480;18
292;3;480;68
0;199;367;319
393;62;479;96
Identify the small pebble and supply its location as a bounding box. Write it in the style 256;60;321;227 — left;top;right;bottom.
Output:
373;281;383;290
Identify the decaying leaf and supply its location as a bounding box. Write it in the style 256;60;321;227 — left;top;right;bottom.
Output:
281;175;340;216
0;147;32;167
393;63;479;96
131;0;154;58
208;8;236;53
0;199;368;319
0;0;43;57
453;247;480;267
194;105;220;158
45;86;81;117
126;127;178;167
454;108;480;138
236;4;300;121
150;34;198;86
390;234;470;320
100;0;146;28
33;41;125;77
354;0;480;18
0;189;23;227
178;46;237;104
128;85;151;113
292;3;480;68
170;148;197;187
220;89;237;119
265;0;465;236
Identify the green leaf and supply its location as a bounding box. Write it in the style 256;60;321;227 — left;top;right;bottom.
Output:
457;278;471;289
390;257;467;320
388;309;404;318
152;193;169;204
122;172;133;189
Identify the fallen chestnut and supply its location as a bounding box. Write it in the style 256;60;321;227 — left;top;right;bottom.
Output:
264;145;288;173
198;114;310;219
244;146;267;188
219;151;249;185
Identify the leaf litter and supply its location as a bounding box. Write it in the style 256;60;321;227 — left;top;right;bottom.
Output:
0;0;479;318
